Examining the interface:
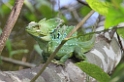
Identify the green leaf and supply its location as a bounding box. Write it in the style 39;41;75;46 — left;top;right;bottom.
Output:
76;61;110;82
80;6;91;16
0;0;14;17
86;0;124;28
0;29;12;57
24;12;37;21
36;0;56;18
106;0;111;2
117;28;124;39
111;0;123;8
10;49;29;57
105;7;124;28
6;39;12;55
24;0;34;12
86;0;111;15
110;63;124;82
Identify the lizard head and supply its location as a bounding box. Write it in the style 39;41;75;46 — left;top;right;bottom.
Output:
26;18;63;41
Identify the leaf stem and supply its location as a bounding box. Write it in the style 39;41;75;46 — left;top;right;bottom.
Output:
66;10;95;38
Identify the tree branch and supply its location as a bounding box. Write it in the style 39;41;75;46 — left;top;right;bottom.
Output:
66;10;95;38
0;0;24;55
0;56;36;68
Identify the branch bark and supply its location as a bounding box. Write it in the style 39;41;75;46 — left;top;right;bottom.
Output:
0;0;24;55
1;56;36;68
0;33;122;82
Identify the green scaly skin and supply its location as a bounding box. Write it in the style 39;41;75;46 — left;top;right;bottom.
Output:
26;18;95;64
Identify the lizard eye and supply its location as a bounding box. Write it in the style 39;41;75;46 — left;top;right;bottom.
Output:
35;25;40;29
51;32;61;39
57;32;60;39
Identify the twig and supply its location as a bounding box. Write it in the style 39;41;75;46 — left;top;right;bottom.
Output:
0;0;24;55
30;10;95;82
19;56;27;70
117;33;124;51
66;10;95;38
77;0;90;8
71;9;81;22
0;56;36;68
106;26;117;39
77;26;124;37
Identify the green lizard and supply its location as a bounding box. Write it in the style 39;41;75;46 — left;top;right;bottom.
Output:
26;18;95;64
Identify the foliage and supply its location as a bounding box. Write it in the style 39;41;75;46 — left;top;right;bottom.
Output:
86;0;111;16
0;28;29;58
117;28;124;38
76;61;110;82
24;0;57;21
0;0;61;70
0;0;56;61
80;6;91;16
0;0;124;82
86;0;124;28
110;63;124;82
0;0;14;17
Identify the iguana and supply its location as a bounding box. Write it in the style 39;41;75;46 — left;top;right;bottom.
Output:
26;18;95;64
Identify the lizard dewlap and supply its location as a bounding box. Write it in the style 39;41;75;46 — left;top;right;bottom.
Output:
26;18;95;64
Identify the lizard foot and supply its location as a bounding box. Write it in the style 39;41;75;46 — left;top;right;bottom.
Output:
52;59;64;65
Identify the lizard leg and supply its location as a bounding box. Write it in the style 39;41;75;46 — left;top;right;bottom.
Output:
42;51;50;63
59;52;73;64
74;47;86;60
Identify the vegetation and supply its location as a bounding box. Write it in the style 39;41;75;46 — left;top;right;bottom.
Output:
0;0;124;82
